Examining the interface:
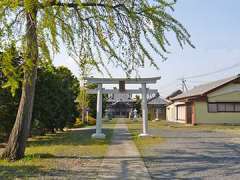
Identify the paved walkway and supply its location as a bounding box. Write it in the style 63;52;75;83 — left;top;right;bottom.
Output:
97;119;151;179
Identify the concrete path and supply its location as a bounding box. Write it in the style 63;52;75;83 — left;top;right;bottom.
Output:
97;119;151;180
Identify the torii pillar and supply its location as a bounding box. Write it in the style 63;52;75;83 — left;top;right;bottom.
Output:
139;83;149;136
91;83;106;139
85;77;161;139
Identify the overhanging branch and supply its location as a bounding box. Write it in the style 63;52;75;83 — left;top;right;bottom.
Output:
38;2;125;10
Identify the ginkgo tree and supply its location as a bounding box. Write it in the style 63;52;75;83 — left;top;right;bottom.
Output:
0;0;194;160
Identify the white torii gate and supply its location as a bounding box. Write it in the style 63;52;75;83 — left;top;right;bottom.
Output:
85;77;161;139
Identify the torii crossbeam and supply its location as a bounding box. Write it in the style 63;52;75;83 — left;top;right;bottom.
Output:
84;77;161;139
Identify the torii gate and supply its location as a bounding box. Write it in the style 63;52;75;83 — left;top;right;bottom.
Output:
85;77;161;139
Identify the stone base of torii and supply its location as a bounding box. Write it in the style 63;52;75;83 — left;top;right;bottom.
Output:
85;77;161;139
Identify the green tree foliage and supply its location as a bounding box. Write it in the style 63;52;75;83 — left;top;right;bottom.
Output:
33;65;79;133
0;48;22;139
84;83;107;119
76;87;89;123
134;95;142;115
0;86;20;139
86;83;98;118
0;0;194;91
0;63;79;138
0;0;193;160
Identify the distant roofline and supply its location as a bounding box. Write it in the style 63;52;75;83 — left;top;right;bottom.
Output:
166;89;183;100
171;74;240;101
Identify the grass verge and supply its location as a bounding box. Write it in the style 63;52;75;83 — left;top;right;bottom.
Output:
147;120;240;133
0;121;116;178
126;120;164;156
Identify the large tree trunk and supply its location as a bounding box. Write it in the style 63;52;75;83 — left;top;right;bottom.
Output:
0;10;38;161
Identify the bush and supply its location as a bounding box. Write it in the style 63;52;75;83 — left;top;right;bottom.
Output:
31;119;46;136
72;116;96;128
87;115;96;126
65;121;74;128
73;118;85;128
148;112;153;121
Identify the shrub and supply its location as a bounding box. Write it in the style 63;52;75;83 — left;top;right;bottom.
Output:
31;119;46;136
73;118;85;128
87;115;96;125
148;112;153;121
73;116;96;128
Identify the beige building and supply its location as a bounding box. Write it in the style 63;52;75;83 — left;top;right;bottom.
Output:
166;75;240;124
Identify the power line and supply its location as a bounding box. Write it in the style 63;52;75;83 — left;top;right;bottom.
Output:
158;80;179;91
158;61;240;95
183;61;240;79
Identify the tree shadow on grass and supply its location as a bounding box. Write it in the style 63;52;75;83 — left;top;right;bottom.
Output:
0;165;45;178
27;128;114;147
0;164;101;179
5;139;240;179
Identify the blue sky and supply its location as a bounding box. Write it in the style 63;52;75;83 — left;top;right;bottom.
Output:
53;0;240;97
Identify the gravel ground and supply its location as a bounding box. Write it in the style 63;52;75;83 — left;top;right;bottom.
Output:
144;129;240;180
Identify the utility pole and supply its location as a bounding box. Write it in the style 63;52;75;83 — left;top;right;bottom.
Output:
180;78;188;92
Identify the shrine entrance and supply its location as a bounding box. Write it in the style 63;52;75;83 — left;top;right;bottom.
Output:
85;77;161;139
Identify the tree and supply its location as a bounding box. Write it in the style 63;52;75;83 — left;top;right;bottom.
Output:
86;83;98;118
33;65;79;133
82;83;107;119
134;95;142;116
76;87;89;123
54;66;79;130
69;43;97;123
0;0;193;160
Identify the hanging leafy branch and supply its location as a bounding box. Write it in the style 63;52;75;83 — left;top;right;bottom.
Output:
1;0;194;91
0;0;194;160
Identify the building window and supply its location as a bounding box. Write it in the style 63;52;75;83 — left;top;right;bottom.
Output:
218;103;226;112
226;103;234;112
208;103;217;112
208;103;240;112
235;104;240;112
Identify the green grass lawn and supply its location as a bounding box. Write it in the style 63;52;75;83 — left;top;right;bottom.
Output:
127;119;240;132
0;120;116;178
126;120;164;156
147;120;240;133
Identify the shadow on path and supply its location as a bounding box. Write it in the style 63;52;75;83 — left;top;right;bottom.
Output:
144;128;240;179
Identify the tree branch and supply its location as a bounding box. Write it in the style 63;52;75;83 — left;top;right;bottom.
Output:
38;2;125;10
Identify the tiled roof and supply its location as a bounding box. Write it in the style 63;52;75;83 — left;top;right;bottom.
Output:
148;93;168;105
171;74;240;100
166;89;183;99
